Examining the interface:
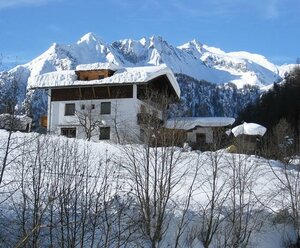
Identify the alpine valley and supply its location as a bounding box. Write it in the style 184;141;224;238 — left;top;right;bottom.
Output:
0;32;297;124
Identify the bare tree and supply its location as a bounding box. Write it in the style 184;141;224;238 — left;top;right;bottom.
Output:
267;121;300;246
75;103;104;141
0;132;138;247
173;153;201;248
219;153;267;248
262;118;295;161
110;99;135;144
0;74;20;186
196;150;231;248
270;161;300;246
0;70;32;189
121;90;192;247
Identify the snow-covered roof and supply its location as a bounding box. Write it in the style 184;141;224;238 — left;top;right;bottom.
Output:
76;62;120;71
165;117;235;130
0;114;32;123
231;122;267;137
29;64;180;98
29;70;77;88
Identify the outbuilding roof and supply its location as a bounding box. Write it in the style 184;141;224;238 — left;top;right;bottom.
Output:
231;122;267;137
165;117;235;130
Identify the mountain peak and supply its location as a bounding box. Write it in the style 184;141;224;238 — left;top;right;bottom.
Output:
148;36;173;51
178;39;205;56
47;42;58;52
150;35;162;40
150;35;169;44
139;37;147;46
77;32;104;45
190;39;203;47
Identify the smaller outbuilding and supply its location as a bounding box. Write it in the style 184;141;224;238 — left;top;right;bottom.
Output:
0;114;32;132
165;117;235;150
231;122;267;154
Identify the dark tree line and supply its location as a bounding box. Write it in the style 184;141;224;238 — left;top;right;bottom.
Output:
175;73;261;118
236;66;300;152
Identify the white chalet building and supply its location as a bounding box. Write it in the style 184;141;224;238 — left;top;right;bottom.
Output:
30;63;180;143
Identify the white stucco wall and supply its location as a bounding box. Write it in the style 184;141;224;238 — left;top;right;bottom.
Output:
49;97;143;143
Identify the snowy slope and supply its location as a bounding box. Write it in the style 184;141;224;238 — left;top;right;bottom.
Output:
278;63;299;78
0;130;298;247
111;36;235;84
179;40;282;88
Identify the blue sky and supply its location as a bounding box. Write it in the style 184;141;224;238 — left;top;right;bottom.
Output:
0;0;299;65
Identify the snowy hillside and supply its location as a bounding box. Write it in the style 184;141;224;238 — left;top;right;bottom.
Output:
278;63;299;78
179;40;282;88
175;73;261;117
0;130;299;247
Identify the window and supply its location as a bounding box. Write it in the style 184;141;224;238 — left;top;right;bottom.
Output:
65;103;75;116
61;128;76;138
101;102;111;114
99;127;110;140
98;75;104;79
196;133;206;145
81;104;85;110
91;104;95;110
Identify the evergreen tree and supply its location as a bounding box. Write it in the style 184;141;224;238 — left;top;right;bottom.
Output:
236;66;300;152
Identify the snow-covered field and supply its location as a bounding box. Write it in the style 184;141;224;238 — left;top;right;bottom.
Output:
0;130;298;247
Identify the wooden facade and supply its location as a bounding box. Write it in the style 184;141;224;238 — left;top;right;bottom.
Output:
40;116;48;128
75;69;115;81
233;134;262;154
137;75;179;101
51;74;178;103
51;85;133;101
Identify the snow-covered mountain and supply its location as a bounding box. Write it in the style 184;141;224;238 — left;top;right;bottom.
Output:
179;40;282;88
0;32;296;121
2;32;292;89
